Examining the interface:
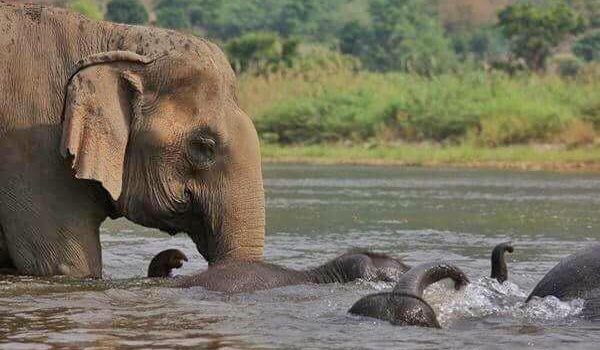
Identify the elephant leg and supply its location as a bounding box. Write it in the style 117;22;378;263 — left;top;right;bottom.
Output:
0;176;106;278
0;224;16;274
2;219;102;278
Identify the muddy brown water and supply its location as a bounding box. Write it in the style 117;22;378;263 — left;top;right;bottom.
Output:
2;164;600;349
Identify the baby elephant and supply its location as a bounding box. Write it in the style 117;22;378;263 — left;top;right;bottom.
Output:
348;262;470;328
147;249;410;292
348;242;514;327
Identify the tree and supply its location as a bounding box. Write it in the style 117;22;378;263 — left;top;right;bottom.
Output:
271;0;322;37
338;20;372;59
573;31;600;61
68;0;102;20
342;0;456;74
225;32;299;75
567;0;600;28
498;2;585;71
156;7;191;30
106;0;148;25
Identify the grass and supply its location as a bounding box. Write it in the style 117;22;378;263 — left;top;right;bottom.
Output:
239;67;600;147
261;143;600;171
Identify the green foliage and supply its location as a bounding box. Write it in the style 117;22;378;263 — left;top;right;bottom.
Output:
550;54;584;77
450;26;507;61
106;0;148;25
68;0;102;20
567;0;600;28
498;1;585;71
225;32;300;75
339;0;457;75
573;31;600;61
270;0;323;37
247;68;599;146
156;7;191;30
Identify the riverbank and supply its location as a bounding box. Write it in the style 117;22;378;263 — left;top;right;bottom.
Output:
261;143;600;172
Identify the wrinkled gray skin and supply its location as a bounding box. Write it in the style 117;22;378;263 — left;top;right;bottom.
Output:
0;3;265;277
348;262;470;328
173;250;411;293
527;244;600;320
490;242;514;284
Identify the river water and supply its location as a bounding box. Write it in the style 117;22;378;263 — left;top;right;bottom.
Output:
1;164;600;349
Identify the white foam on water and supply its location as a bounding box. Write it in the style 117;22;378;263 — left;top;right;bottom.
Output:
423;277;584;327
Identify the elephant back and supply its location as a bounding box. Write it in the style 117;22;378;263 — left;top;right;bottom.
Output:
527;244;600;301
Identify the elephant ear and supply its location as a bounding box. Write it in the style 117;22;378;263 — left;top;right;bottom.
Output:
60;51;152;201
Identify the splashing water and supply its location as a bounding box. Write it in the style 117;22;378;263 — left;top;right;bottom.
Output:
425;277;584;327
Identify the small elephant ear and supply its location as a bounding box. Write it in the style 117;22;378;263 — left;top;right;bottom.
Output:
60;51;152;201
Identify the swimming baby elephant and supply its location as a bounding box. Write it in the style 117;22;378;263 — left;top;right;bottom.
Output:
348;262;470;328
148;249;410;293
347;242;514;327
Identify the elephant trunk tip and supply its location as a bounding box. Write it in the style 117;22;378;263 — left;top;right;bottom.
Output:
147;249;188;278
394;262;470;297
490;242;514;284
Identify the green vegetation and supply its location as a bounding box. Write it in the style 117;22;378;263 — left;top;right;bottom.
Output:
156;7;191;30
261;143;600;171
106;0;148;25
340;0;457;74
225;32;299;75
68;0;102;20
243;67;599;148
573;31;600;62
498;2;584;70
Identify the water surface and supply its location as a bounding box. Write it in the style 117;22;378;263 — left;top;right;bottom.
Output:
2;164;600;349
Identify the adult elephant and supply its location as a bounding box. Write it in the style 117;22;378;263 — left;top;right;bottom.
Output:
527;244;600;320
0;3;265;277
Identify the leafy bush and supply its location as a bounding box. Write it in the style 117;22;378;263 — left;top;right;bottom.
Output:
225;32;299;75
106;0;148;25
256;90;390;144
68;0;102;20
156;7;191;30
549;54;584;77
573;31;600;62
245;67;599;146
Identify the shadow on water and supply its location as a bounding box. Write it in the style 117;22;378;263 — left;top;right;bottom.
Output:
2;164;600;349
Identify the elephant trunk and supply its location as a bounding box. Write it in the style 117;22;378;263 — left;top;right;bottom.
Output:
392;262;470;297
490;242;514;283
213;166;265;264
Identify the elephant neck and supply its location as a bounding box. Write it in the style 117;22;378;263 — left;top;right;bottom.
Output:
304;265;347;284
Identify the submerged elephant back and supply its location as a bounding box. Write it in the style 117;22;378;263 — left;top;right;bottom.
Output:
527;244;600;301
174;262;309;293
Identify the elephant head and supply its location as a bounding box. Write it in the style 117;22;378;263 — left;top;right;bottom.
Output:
60;42;265;265
147;249;188;278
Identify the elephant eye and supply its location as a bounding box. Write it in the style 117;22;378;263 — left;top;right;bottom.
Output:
188;137;216;168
